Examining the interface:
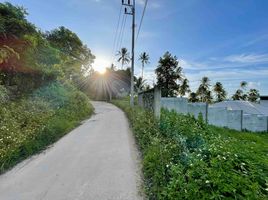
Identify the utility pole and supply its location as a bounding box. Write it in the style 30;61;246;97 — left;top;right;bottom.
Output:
122;0;135;107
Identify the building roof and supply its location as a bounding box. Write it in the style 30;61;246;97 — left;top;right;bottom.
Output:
260;96;268;100
210;101;268;116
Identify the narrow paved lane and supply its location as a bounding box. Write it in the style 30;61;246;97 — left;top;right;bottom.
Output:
0;102;143;200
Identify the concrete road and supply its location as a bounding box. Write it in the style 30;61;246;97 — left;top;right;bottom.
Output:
0;102;143;200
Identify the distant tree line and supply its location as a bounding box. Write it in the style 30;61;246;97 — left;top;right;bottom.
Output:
154;52;260;103
113;48;260;103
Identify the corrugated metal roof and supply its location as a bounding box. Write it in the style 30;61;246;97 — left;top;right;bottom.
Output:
210;101;268;116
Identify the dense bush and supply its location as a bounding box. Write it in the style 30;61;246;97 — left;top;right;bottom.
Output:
113;99;268;200
0;84;8;103
0;82;93;173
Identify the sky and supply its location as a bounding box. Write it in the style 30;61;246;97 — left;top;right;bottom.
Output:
4;0;268;96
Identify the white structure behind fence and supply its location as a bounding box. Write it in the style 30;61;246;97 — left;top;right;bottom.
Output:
138;88;268;132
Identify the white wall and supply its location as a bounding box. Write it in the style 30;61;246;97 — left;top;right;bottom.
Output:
161;97;267;132
243;114;268;132
260;100;268;107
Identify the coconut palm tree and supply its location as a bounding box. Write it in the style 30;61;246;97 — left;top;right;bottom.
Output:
139;52;150;79
178;78;191;97
134;76;146;93
240;81;248;100
240;81;248;90
213;82;227;102
248;89;260;103
232;89;243;100
117;47;130;69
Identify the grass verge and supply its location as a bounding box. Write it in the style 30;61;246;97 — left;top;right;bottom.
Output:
112;98;268;200
0;82;94;174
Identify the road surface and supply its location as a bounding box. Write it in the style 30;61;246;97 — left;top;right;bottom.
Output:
0;102;143;200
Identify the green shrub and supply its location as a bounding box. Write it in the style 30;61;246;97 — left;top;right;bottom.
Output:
113;99;268;200
0;85;8;103
0;82;93;173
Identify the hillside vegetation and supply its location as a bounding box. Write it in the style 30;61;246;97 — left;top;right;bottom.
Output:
113;99;268;200
0;82;93;173
0;2;94;173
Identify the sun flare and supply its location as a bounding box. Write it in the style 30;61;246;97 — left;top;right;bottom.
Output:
94;67;106;74
93;56;110;74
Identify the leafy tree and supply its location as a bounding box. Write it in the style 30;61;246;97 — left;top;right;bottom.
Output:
213;82;227;102
117;47;130;69
248;89;260;103
46;26;95;79
178;78;190;97
0;2;95;95
188;92;199;103
155;52;183;97
0;2;36;37
139;52;149;79
196;77;212;103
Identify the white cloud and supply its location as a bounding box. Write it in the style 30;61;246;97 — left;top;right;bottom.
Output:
224;53;268;63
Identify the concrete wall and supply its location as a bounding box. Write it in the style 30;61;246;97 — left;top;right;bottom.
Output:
208;107;228;128
138;87;161;118
161;98;188;114
243;114;268;132
160;97;267;132
187;102;207;121
227;110;243;131
260;100;268;107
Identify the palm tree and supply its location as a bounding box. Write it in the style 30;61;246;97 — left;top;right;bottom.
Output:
117;47;130;69
188;92;199;103
178;79;191;97
248;89;260;103
240;81;248;100
134;76;146;93
196;77;212;103
240;81;248;90
213;82;227;102
139;52;150;79
232;89;243;100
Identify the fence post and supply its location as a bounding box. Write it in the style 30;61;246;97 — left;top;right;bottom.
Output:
205;103;208;124
267;116;268;132
240;110;243;131
154;87;161;119
138;93;144;107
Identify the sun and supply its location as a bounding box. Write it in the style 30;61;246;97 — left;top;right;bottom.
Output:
96;67;107;74
93;56;109;74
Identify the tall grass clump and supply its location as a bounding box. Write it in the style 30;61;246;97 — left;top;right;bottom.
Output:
0;82;93;173
113;99;268;200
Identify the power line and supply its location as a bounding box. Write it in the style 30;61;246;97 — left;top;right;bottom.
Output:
111;5;123;64
136;0;148;42
118;14;128;50
115;13;126;61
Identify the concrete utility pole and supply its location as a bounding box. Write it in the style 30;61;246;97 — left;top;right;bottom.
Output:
122;0;135;107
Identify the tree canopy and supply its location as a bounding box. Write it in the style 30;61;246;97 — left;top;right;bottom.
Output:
0;2;95;94
155;52;183;97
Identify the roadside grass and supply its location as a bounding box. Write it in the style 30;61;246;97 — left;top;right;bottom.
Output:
112;98;268;200
0;82;94;174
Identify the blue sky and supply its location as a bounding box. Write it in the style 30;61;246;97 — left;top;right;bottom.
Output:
4;0;268;96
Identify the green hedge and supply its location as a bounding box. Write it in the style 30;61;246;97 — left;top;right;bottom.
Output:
0;82;94;173
113;99;268;200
